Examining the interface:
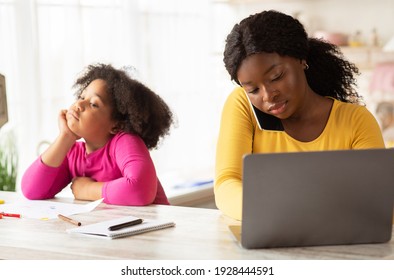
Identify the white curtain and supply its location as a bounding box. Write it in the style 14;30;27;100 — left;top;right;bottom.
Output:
0;0;234;191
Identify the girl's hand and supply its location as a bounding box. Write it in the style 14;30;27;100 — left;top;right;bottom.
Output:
58;109;80;141
40;110;80;167
71;177;103;201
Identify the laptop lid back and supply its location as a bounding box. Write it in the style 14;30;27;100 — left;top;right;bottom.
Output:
241;149;394;249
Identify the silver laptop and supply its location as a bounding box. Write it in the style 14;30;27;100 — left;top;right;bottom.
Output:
230;149;394;249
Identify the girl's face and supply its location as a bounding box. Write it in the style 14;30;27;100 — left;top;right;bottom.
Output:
237;52;309;120
66;79;116;150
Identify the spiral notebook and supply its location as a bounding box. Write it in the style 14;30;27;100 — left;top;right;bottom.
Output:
67;215;175;239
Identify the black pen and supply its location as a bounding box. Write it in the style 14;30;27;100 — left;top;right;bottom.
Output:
108;218;143;231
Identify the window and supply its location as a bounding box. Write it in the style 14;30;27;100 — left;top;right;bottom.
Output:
0;0;233;192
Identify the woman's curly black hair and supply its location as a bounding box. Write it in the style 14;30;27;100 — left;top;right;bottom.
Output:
223;10;362;104
73;63;173;150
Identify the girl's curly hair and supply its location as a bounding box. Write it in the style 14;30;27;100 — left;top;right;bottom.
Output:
223;10;362;104
73;63;173;149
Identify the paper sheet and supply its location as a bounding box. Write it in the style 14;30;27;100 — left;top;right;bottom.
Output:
0;198;103;219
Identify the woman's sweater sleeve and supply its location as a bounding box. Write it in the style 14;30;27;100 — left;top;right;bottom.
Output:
101;134;158;206
21;157;72;199
214;88;255;220
351;106;385;149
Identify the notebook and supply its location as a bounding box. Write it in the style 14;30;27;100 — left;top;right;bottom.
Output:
230;148;394;249
67;215;175;239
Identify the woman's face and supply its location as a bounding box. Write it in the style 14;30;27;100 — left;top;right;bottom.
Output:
237;52;309;119
66;79;116;147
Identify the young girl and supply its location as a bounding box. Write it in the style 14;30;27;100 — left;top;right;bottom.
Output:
22;64;173;205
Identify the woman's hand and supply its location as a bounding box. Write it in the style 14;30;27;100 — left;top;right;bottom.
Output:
71;177;103;201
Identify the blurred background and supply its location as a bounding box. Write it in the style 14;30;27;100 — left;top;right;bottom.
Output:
1;0;394;204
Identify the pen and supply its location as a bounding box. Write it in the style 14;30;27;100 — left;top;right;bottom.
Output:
173;179;214;189
108;218;143;231
58;214;81;226
1;212;21;218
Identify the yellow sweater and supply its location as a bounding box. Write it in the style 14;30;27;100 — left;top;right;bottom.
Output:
215;87;385;220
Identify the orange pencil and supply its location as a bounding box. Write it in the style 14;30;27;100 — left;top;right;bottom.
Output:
58;214;81;226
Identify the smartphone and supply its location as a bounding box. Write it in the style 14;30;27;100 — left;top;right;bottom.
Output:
245;92;284;131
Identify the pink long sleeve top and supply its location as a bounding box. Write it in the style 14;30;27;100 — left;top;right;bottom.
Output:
21;132;169;205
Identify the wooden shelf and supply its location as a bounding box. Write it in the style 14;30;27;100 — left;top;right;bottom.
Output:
340;47;394;70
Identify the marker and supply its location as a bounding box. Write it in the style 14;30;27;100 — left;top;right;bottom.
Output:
58;214;81;226
1;212;21;218
108;218;143;231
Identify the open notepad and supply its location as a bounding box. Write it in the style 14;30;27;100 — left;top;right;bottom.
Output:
67;215;175;239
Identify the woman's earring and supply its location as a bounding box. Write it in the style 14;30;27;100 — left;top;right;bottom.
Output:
304;63;309;70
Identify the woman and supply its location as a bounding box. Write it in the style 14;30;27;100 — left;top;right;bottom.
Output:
215;10;384;220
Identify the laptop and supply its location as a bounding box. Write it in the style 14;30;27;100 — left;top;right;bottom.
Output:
230;148;394;249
